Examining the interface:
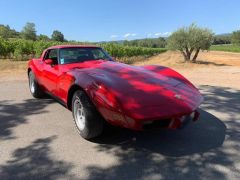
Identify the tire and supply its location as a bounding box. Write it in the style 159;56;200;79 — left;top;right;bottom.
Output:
28;71;45;98
72;90;104;139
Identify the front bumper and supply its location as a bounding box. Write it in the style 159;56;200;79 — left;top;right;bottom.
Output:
126;110;200;130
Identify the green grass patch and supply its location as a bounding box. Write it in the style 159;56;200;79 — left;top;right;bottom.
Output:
210;44;240;53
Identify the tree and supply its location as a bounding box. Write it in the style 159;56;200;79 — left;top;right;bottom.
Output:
167;24;214;62
51;30;64;42
21;22;37;41
0;24;19;39
0;25;10;39
38;34;50;41
232;30;240;45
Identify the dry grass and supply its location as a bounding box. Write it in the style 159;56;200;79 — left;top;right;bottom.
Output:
0;60;28;81
134;50;240;67
0;60;28;71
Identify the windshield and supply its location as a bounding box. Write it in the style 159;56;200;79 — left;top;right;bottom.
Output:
59;47;112;64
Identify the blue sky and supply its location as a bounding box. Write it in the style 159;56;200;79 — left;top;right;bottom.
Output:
0;0;239;42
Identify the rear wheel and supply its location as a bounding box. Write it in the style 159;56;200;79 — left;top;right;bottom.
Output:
28;71;44;98
72;90;104;139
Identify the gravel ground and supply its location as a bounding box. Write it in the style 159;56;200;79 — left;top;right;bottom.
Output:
0;83;240;179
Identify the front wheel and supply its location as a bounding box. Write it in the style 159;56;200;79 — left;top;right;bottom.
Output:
72;90;104;139
28;71;44;98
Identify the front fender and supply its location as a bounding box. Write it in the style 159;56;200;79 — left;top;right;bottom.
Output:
142;65;196;89
70;72;129;128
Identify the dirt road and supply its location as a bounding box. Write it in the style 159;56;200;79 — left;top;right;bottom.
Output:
0;51;240;179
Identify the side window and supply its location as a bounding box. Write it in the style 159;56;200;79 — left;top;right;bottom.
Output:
92;49;106;59
44;49;58;64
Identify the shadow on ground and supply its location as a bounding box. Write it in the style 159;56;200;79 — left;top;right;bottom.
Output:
176;60;228;66
85;85;240;179
196;60;228;66
0;136;76;179
93;109;226;157
0;98;54;140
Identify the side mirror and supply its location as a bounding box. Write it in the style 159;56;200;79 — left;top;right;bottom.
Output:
45;59;53;65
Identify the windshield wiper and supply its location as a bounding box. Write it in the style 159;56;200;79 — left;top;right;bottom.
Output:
94;58;106;60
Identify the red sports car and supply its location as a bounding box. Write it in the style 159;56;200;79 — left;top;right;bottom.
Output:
28;45;203;139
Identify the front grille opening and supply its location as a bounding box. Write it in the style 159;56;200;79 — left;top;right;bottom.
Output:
143;119;171;130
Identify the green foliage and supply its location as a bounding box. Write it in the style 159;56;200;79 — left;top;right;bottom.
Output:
0;25;10;39
21;22;37;41
210;44;240;53
122;37;167;48
13;39;35;60
167;24;214;62
0;24;19;39
38;34;50;41
213;34;231;45
101;43;166;58
51;30;64;42
0;38;8;57
232;30;240;45
0;38;15;58
0;38;166;61
33;41;60;57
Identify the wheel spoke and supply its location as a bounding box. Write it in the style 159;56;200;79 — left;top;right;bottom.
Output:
74;98;86;131
30;75;35;93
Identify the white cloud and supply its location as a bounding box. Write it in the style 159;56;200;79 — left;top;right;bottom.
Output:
154;32;171;37
154;32;161;36
123;33;131;38
110;35;118;39
123;33;137;38
163;32;172;36
147;33;153;37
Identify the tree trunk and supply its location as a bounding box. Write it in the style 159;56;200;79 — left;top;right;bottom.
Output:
189;48;194;54
185;47;191;60
181;51;189;61
192;48;200;62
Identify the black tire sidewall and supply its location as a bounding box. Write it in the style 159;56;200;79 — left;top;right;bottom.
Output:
28;71;44;98
72;90;103;139
72;91;90;138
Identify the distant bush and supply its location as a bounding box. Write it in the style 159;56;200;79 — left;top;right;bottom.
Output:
102;43;166;58
213;34;231;45
121;37;167;48
13;39;35;60
232;30;240;46
210;44;240;53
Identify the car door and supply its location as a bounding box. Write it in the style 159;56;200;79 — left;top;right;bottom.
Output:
42;49;60;95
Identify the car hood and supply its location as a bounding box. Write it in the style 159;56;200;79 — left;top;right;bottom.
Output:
67;60;203;120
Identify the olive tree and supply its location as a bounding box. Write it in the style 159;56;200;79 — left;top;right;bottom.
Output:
167;24;214;62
